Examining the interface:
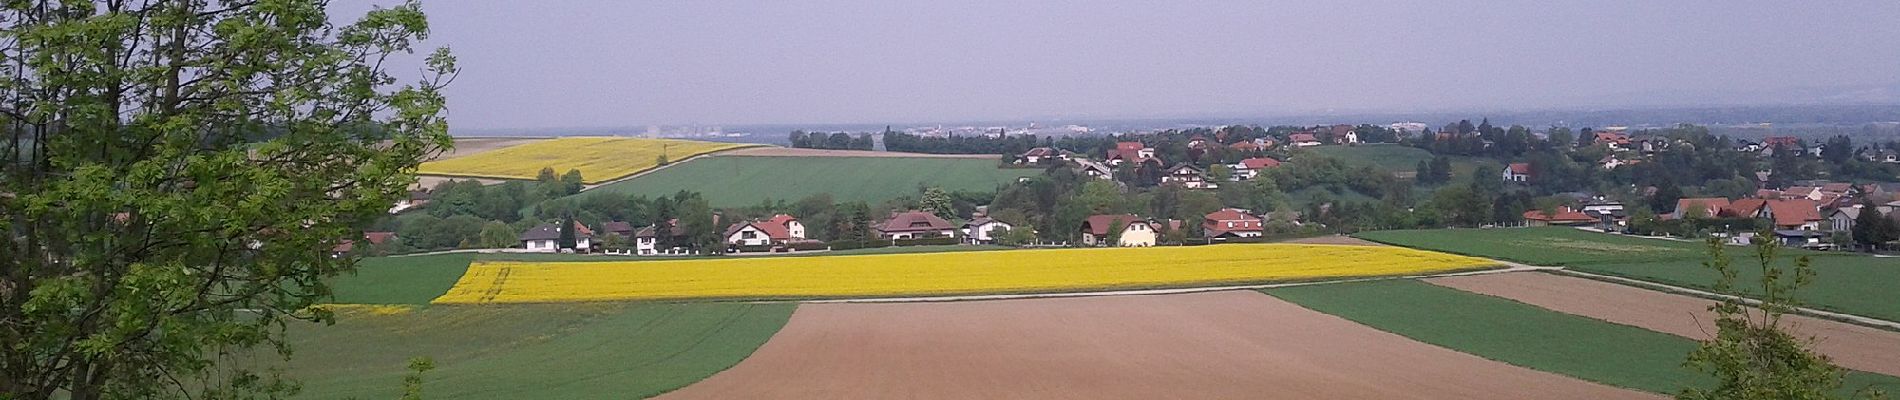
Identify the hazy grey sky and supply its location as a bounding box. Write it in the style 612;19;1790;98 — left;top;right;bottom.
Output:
334;1;1900;130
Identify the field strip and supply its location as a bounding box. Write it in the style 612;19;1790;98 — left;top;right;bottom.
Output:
1549;269;1900;331
659;291;1656;399
721;147;1005;158
577;147;747;191
793;263;1549;304
1426;272;1900;377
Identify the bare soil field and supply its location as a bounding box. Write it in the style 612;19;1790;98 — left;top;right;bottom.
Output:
659;291;1655;399
1427;272;1900;377
723;147;1004;158
1283;235;1385;246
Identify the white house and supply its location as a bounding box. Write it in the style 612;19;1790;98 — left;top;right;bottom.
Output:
1074;159;1114;180
519;222;593;253
632;225;661;255
1080;214;1159;247
1161;164;1214;189
1502;163;1531;182
961;217;1014;244
722;214;807;248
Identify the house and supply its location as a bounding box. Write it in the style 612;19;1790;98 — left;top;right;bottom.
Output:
519;221;593;253
1289;133;1321;147
329;231;398;257
1018;147;1058;164
961;217;1014;244
1828;207;1860;232
1865;148;1899;163
1774;229;1828;247
1228;141;1262;153
1523;207;1598;227
1672;198;1730;219
875;210;958;239
1161;163;1215;189
1735;140;1763;153
1073;159;1114;180
1079;214;1158;247
723;214;807;248
631;225;660;255
1729;198;1823;230
1501;163;1532;182
1202;208;1263;239
1330;124;1358;145
1104;142;1158;166
390;190;430;213
1599;155;1634;169
1761;136;1800;155
1186;135;1209;150
1780;186;1824;201
601;221;636;238
1593;131;1631;149
766;214;806;239
1229;157;1282;180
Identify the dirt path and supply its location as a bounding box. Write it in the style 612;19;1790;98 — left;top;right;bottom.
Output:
1427;272;1900;377
723;146;1004;158
660;291;1657;399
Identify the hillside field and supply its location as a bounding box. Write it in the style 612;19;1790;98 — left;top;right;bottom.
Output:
416;137;757;183
582;156;1040;208
433;244;1495;303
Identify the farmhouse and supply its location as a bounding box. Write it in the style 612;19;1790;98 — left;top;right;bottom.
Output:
1501;163;1532;183
1080;214;1159;247
1289;133;1321;147
519;221;593;253
1018;147;1060;164
1202;208;1263;239
1161;164;1215;189
875;210;957;239
961;217;1014;244
1330;124;1359;145
1522;207;1598;227
1671;198;1730;219
329;231;397;257
1228;157;1281;181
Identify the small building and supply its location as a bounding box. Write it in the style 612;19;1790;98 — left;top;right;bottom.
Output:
390;190;431;214
1018;147;1057;164
1289;133;1321;147
1080;214;1158;247
1073;159;1114;180
1202;208;1263;239
1501;163;1532;183
519;221;593;253
1672;198;1731;219
1229;157;1281;181
875;210;957;240
1161;163;1215;189
1827;207;1860;233
961;217;1014;244
601;221;636;238
632;225;660;255
723;214;806;248
1104;142;1158;166
1523;207;1598;227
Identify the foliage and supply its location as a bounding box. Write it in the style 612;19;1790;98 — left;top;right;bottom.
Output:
1678;236;1884;400
921;187;955;221
787;130;875;150
0;0;456;398
1852;206;1897;249
416;137;754;183
401;357;435;400
478;221;519;249
579;156;1037;208
432;244;1493;303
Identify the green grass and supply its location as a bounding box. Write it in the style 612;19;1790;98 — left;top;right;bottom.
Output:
1305;144;1434;172
1574;254;1900;322
1265;279;1900;395
274;302;794;399
329;254;476;304
1355;227;1714;266
583;156;1040;208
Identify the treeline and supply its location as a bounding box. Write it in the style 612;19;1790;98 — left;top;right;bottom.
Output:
787;130;874;150
882;131;1041;155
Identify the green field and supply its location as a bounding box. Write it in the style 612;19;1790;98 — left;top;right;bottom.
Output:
1356;227;1712;265
329;254;477;304
583;156;1040;208
1358;227;1898;321
275;302;793;399
1266;279;1900;395
1306;144;1434;172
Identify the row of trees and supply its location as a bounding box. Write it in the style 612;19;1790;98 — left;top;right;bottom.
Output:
787;130;875;150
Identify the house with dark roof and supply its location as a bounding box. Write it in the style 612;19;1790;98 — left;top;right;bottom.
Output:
1018;147;1061;164
1080;214;1158;247
1202;208;1263;239
961;217;1014;244
1073;159;1114;180
1161;164;1214;189
875;210;957;240
519;221;593;253
601;221;636;238
1523;207;1598;227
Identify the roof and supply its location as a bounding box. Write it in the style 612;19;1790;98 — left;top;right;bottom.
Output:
363;232;397;245
1832;207;1861;219
766;214;799;227
962;217;1009;229
877;210;955;233
1168;163;1203;174
520;222;592;242
1506;163;1531;174
1727;198;1769;216
1330;124;1353;135
1675;198;1730;217
1238;157;1281;169
1755;189;1783;199
1021;147;1055;157
1082;214;1148;236
1074;159;1113;174
1229;141;1260;151
1204;208;1258;222
602;221;635;235
1765;199;1822;227
1289;133;1318;143
332;240;355;253
724;220;791;241
1820;182;1855;193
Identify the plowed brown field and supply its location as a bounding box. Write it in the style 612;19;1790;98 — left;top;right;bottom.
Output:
1427;272;1900;377
659;291;1656;399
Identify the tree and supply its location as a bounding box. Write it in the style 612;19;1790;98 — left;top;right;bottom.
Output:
677;195;719;252
0;1;452;399
479;221;519;248
921;187;955;221
1852;206;1892;250
1679;235;1883;399
560;169;585;195
1208;164;1233;183
558;214;579;250
996;224;1037;246
656;153;670;166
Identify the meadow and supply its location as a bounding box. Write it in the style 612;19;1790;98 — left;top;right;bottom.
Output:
1266;279;1900;395
432;244;1496;303
580;156;1041;208
274;302;793;399
416;137;757;183
1573;255;1900;322
1355;227;1712;265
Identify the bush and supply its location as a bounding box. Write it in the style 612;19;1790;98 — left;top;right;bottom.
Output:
785;241;829;251
827;240;893;251
893;236;960;246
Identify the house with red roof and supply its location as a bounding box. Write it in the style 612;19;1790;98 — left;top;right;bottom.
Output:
1329;124;1359;144
1202;208;1263;239
1104;142;1158;166
1080;214;1159;247
1727;198;1824;230
723;214;806;247
1671;198;1731;219
1593;131;1631;149
1228;141;1262;153
1523;207;1598;227
875;210;957;240
1229;157;1281;180
1501;163;1532;182
1289;133;1321;147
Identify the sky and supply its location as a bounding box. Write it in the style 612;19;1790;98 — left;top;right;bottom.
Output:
331;1;1900;130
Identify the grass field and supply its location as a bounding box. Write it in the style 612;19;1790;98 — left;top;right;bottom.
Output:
580;156;1040;208
1573;255;1900;322
1266;279;1900;395
1356;227;1713;265
275;302;793;399
329;254;477;304
416;137;756;183
433;244;1496;303
1305;144;1434;172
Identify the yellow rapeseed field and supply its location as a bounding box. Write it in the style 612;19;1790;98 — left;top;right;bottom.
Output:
416;137;756;183
432;244;1494;304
